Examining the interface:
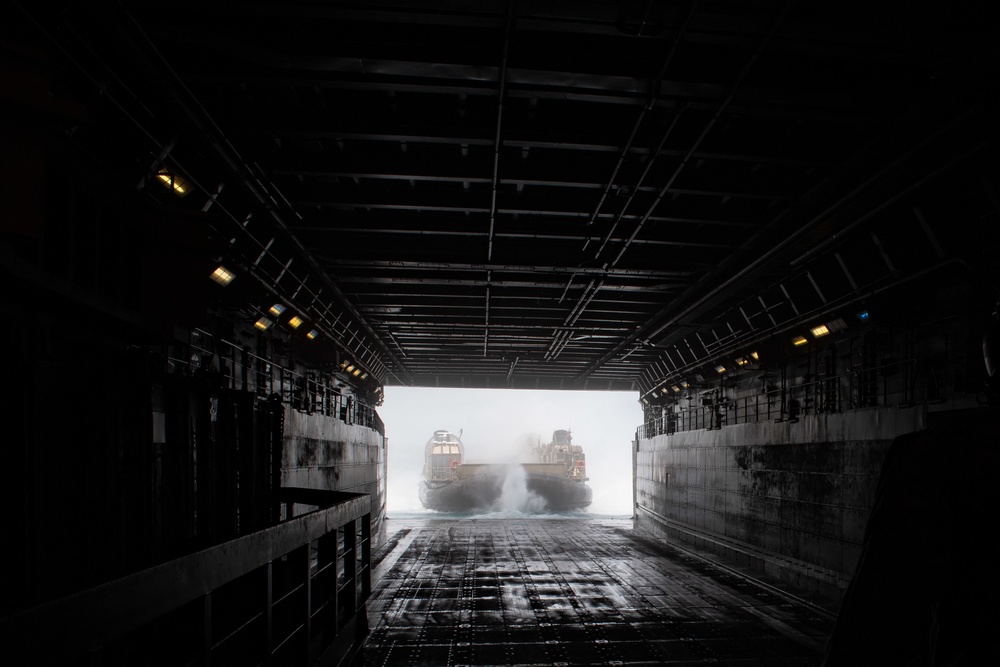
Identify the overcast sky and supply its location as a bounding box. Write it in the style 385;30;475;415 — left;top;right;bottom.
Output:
377;386;644;516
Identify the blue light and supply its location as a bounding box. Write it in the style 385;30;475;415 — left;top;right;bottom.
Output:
857;310;870;321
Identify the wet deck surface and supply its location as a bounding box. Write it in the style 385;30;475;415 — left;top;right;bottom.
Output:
362;517;834;666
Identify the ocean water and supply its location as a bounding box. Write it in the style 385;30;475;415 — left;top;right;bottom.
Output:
386;507;618;520
391;464;630;520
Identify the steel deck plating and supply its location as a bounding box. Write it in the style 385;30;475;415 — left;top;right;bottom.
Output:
363;517;833;666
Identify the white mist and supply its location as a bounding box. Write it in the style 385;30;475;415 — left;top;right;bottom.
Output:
495;464;548;513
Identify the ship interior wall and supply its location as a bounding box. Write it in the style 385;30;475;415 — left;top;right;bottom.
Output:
636;408;922;603
282;407;387;540
634;297;992;606
0;121;388;622
1;278;388;619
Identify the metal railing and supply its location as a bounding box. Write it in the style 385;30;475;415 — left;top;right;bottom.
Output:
1;491;372;666
171;330;384;435
638;358;920;440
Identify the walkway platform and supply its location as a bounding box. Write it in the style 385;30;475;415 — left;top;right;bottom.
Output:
362;517;834;666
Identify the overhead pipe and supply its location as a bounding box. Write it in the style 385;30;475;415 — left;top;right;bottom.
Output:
549;279;605;360
483;2;515;358
546;277;596;358
577;1;853;382
483;276;492;358
107;4;412;382
506;356;519;384
608;0;793;271
13;4;310;323
583;0;700;237
592;105;686;265
605;102;988;384
636;255;980;401
548;0;702;359
486;1;514;263
788;127;988;268
544;278;597;360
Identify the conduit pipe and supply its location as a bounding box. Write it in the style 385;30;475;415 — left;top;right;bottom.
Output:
583;0;699;235
618;102;987;381
557;0;789;374
592;106;686;264
484;2;514;357
637;255;981;401
549;0;701;358
116;4;411;381
609;0;793;270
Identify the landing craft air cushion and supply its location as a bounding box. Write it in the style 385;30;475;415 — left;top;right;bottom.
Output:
418;429;593;512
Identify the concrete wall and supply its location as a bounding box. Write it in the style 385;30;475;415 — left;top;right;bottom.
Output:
635;406;927;604
281;406;388;546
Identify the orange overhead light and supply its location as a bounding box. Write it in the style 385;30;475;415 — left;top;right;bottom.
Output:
254;317;272;331
792;335;808;346
269;304;286;317
715;365;726;373
306;329;319;340
811;324;830;338
156;168;190;196
209;266;235;286
288;315;304;329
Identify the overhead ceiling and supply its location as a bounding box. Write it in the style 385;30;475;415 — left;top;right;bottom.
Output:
8;0;1000;397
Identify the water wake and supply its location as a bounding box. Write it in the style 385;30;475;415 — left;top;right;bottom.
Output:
495;464;548;513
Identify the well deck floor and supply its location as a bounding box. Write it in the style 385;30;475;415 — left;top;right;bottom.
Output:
362;517;834;666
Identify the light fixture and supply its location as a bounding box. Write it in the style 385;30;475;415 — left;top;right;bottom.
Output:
360;373;368;380
857;310;870;322
254;317;272;331
827;317;848;333
352;368;362;377
750;351;759;360
671;385;681;392
269;304;286;317
288;315;304;329
792;335;808;346
811;324;830;338
680;381;689;388
736;357;748;366
209;266;235;286
715;364;726;373
339;360;348;368
345;364;355;373
155;168;190;196
306;329;319;340
661;387;669;394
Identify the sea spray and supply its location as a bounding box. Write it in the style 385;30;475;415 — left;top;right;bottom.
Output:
495;463;548;513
